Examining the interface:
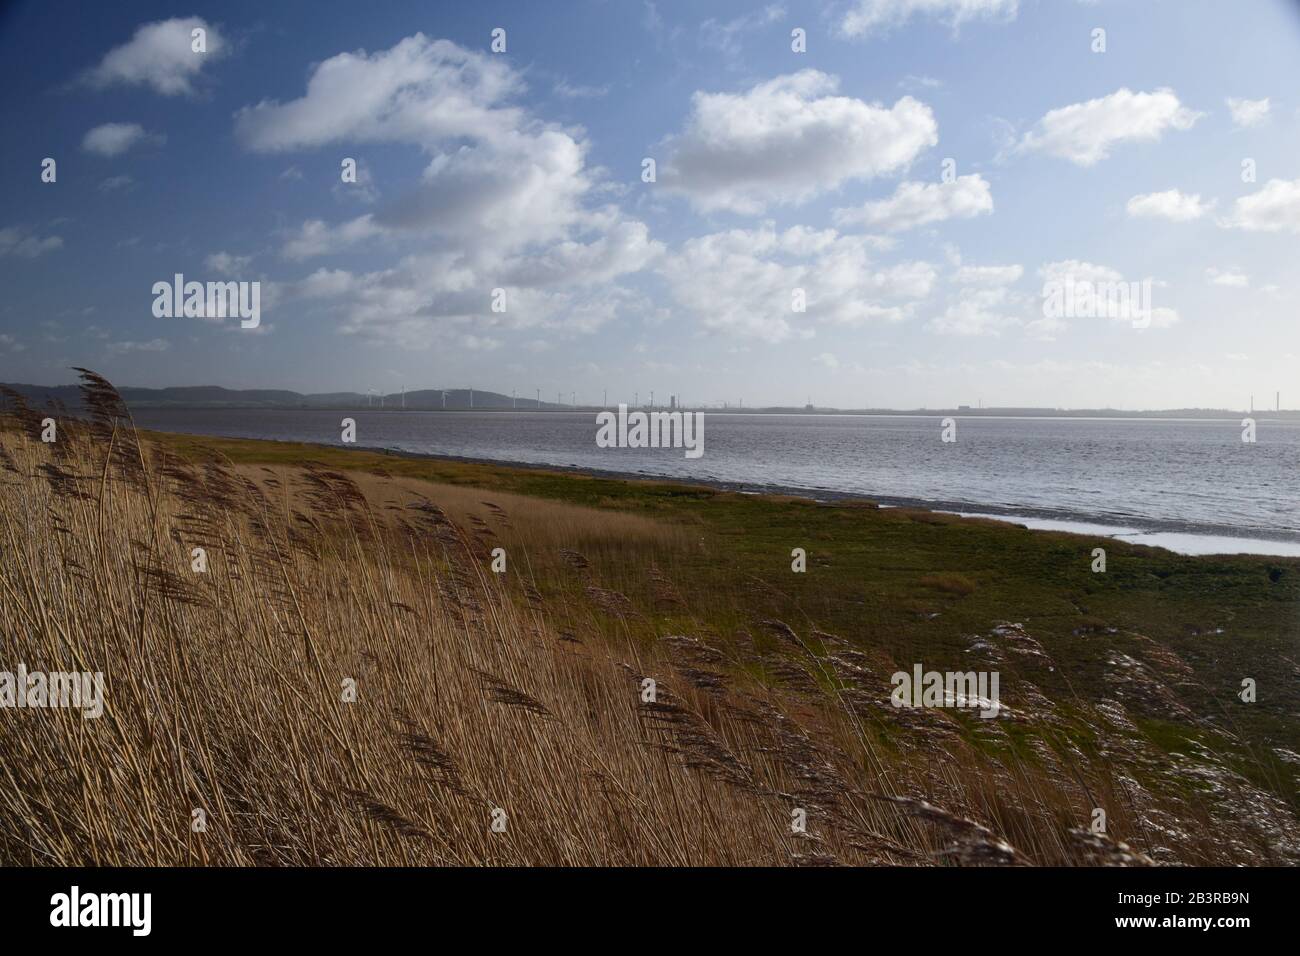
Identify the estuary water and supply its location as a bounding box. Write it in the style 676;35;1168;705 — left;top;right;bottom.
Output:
128;408;1300;557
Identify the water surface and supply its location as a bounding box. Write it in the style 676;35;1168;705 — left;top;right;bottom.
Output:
128;408;1300;556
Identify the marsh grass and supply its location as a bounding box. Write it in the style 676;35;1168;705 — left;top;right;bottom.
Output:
0;374;1295;866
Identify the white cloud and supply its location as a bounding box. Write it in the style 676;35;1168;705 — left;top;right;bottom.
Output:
834;174;992;231
840;0;1018;38
1224;178;1300;233
814;352;840;369
81;122;161;157
205;252;253;276
107;338;171;355
460;334;501;351
0;226;63;259
1146;308;1180;329
700;4;785;65
243;36;605;252
234;35;661;348
85;17;225;96
1225;97;1270;128
1020;88;1201;166
954;263;1022;285
1206;267;1249;288
1125;189;1212;222
1038;260;1179;329
281;215;384;260
98;175;135;193
660;71;938;214
334;158;380;204
659;224;935;342
284;219;660;346
234;35;522;153
1039;260;1123;289
929;287;1022;336
553;79;610;99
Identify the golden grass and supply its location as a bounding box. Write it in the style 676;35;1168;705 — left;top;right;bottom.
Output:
0;416;907;864
1;376;1291;866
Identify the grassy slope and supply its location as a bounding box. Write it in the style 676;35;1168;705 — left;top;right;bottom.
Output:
149;429;1300;783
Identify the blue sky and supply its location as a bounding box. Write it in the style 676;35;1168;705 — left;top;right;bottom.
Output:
2;0;1299;408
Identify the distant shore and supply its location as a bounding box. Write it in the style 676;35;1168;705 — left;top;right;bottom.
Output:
140;426;1300;559
5;380;1299;419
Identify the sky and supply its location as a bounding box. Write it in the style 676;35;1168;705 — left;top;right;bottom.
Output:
1;0;1299;409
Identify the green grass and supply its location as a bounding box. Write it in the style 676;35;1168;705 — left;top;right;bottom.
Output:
146;427;1300;776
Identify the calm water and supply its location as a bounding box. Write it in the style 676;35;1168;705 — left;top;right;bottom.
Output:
129;408;1300;556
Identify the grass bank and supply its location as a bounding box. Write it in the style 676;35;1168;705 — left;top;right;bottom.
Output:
1;376;1296;865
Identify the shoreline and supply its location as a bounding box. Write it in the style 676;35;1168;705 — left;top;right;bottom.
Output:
140;425;1300;559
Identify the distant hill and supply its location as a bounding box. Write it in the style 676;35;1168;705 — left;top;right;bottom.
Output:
0;382;564;411
3;381;1296;417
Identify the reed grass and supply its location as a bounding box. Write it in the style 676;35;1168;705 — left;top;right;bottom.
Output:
0;373;1294;866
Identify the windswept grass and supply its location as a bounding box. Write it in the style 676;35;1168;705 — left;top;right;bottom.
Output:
0;373;1296;866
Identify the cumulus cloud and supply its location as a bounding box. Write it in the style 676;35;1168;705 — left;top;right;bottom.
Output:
840;0;1019;38
81;122;162;157
1020;88;1201;166
84;17;225;96
1206;267;1249;288
291;251;654;348
658;224;935;342
282;216;384;261
0;226;63;259
814;352;840;369
834;174;992;231
1125;189;1213;222
234;35;660;347
242;36;605;253
659;70;938;214
234;36;521;152
1038;260;1179;329
205;251;253;276
1223;178;1300;233
929;287;1023;336
1225;97;1270;128
553;79;610;99
954;263;1022;285
334;159;380;204
700;4;786;65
